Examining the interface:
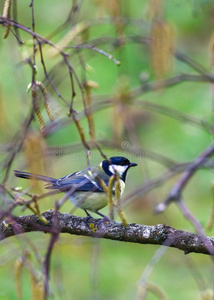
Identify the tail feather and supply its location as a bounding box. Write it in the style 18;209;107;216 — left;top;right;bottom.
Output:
14;170;56;183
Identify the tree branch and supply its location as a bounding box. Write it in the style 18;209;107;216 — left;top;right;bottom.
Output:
155;142;214;214
1;210;214;256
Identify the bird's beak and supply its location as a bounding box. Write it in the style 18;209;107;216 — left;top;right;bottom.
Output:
129;162;138;167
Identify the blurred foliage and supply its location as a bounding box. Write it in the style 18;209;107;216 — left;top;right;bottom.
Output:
0;0;214;299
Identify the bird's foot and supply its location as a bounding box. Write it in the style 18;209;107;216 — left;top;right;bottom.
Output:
97;215;111;226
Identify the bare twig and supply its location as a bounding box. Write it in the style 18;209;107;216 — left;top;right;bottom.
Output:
43;209;60;299
155;142;214;213
2;111;34;184
68;44;121;65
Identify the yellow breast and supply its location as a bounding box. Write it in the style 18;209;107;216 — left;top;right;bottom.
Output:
69;179;125;212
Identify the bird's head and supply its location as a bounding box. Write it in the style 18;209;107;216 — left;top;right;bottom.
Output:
101;156;137;182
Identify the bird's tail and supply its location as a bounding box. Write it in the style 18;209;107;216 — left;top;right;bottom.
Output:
14;170;56;183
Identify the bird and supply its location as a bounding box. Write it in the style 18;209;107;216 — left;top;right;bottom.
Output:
14;156;137;219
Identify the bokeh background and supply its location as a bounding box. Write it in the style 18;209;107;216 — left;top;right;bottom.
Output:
0;0;214;299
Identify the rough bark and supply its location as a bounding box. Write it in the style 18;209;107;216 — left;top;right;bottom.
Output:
0;210;213;255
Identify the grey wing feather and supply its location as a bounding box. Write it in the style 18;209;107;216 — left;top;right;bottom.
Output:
45;167;111;192
14;167;111;193
46;169;107;192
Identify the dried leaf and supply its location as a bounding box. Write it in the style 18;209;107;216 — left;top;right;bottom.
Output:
36;81;54;122
112;76;130;143
28;81;54;131
151;20;174;79
72;113;90;150
24;132;49;191
31;275;44;300
115;177;128;226
108;175;116;220
105;0;123;38
3;0;11;39
84;80;99;144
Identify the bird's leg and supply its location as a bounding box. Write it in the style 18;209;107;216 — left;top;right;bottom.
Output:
84;210;93;222
95;211;111;225
84;210;111;225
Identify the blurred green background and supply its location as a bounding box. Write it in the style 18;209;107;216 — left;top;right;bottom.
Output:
0;0;214;299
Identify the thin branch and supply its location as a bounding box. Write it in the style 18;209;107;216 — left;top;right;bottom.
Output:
42;80;213;140
1;210;214;256
135;100;213;134
177;199;214;256
0;17;81;110
68;44;121;65
43;209;60;299
128;74;214;99
2;111;34;184
174;50;210;75
81;35;210;76
155;142;214;213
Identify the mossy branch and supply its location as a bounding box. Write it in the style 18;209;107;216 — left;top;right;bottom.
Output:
1;210;214;256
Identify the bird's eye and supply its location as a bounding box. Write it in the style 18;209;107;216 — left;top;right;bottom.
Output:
119;159;130;166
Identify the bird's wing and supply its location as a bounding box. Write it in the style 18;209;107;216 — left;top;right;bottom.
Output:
45;167;110;192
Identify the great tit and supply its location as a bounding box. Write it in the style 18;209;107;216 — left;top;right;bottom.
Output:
14;156;137;218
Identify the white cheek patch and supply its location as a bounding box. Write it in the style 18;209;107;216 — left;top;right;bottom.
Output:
109;165;128;176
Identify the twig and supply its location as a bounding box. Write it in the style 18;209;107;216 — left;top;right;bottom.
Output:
177;199;214;256
155;142;214;213
135;100;212;134
128;74;214;99
42;86;213;140
43;209;60;299
68;44;121;65
2;111;34;184
137;245;169;300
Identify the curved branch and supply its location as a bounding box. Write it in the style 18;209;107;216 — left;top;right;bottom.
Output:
155;142;214;214
1;210;214;256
